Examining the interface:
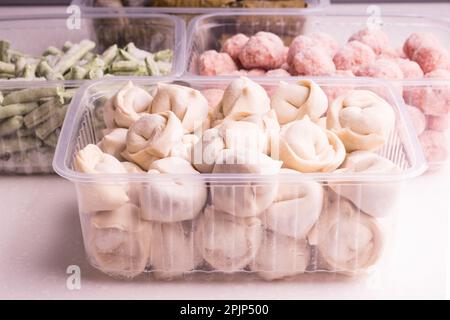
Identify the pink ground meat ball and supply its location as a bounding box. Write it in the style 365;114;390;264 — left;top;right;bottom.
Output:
355;59;404;79
412;45;450;74
404;86;450;116
396;58;424;79
427;115;449;131
198;50;238;76
403;32;441;59
406;105;426;135
309;32;339;56
221;33;249;61
238;31;285;70
419;130;449;163
287;35;316;65
425;68;450;79
349;27;390;55
266;68;291;77
293;46;336;76
247;68;267;76
333;40;376;73
322;69;355;103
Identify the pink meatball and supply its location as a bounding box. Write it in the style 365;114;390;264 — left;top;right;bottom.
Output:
406;105;426;135
395;58;424;79
355;59;404;80
287;35;316;65
403;32;441;59
198;50;238;76
221;33;249;61
425;68;450;79
293;46;336;76
349;27;390;55
309;32;339;56
266;68;291;77
247;68;267;76
333;41;376;73
322;69;355;103
220;69;248;76
412;45;449;74
427;115;449;131
419;130;449;163
238;31;285;70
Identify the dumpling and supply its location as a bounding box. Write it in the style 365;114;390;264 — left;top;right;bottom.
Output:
121;111;183;170
329;151;401;217
169;134;199;162
308;198;384;273
148;221;202;280
150;83;209;133
139;157;207;222
327;90;395;152
195;205;263;272
260;168;324;239
278;117;345;173
103;81;153;129
121;161;145;205
271;80;328;125
74;144;129;213
250;231;310;280
98;128;128;160
211;148;282;217
191;120;269;173
88;203;151;278
219;77;271;118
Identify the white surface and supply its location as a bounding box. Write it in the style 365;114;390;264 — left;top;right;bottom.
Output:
0;2;449;299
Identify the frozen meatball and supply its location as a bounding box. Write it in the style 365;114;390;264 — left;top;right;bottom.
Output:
403;32;441;59
406;105;426;135
309;32;339;56
349;27;390;55
333;41;376;73
355;58;404;79
247;68;267;76
395;58;424;79
427;115;449;131
238;31;285;70
221;33;249;61
322;69;355;103
292;46;336;76
425;68;450;79
419;130;449;163
198;50;238;76
412;45;449;74
266;68;291;77
287;35;316;65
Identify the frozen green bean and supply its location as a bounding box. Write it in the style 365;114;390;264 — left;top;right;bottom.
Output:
34;105;67;140
38;61;64;81
53;40;96;74
0;61;15;74
24;98;62;128
0;40;10;62
0;136;42;156
102;44;118;66
65;65;88;80
154;49;173;62
111;60;141;72
16;127;35;137
62;41;73;53
145;56;160;76
44;46;63;56
0;115;24;137
0;102;38;120
2;87;61;105
43;131;59;148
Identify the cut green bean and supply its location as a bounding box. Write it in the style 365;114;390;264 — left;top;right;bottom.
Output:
53;40;96;74
111;60;140;72
0;61;15;74
0;92;3;105
0;136;42;156
101;44;118;66
65;65;88;80
118;48;142;65
2;87;61;105
34;105;67;140
0;73;14;79
22;63;37;79
154;49;173;62
16;127;35;137
88;68;104;79
24;98;62;128
0;102;38;120
156;61;172;75
145;56;160;76
43;131;59;148
38;61;64;81
62;41;73;53
0;40;10;62
0;115;24;137
82;51;95;61
44;46;63;56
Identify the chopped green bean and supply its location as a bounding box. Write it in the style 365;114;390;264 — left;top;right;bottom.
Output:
0;102;38;120
0;136;42;156
0;115;24;137
2;87;60;105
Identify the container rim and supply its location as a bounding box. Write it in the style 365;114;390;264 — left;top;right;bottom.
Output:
185;11;450;81
53;75;427;184
0;11;186;78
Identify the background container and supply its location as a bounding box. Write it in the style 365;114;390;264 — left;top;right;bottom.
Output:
53;76;426;280
186;12;450;170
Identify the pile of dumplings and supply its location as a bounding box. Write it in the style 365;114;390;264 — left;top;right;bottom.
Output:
73;77;400;280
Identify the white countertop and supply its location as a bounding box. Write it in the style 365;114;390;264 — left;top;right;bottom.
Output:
0;2;450;300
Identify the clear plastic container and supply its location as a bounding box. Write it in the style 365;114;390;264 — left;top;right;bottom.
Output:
186;12;450;170
0;12;186;79
53;76;426;280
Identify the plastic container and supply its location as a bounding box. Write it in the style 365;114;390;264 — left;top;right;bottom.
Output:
0;12;186;79
186;12;450;170
53;76;426;280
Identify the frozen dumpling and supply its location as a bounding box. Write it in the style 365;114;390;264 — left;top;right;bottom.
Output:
98;128;128;160
308;198;384;273
195;205;264;272
169;134;199;163
121;111;183;170
329;151;401;217
327;90;395;152
139;157;207;222
211;149;282;217
148;221;202;280
279;117;346;173
271;80;328;125
103;81;153;129
219;77;271;119
150;83;209;133
89;203;151;278
250;231;310;280
260;169;323;239
74;144;129;213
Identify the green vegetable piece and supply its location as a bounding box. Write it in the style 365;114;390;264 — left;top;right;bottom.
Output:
154;49;173;62
44;46;63;56
145;56;160;76
34;105;68;140
0;102;39;120
0;40;10;62
38;61;64;81
2;87;60;105
0;61;15;74
24;98;62;128
53;40;96;74
0;115;24;137
102;44;118;66
0;136;42;156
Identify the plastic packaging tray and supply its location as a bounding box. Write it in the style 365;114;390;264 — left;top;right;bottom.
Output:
53;76;426;280
186;12;450;170
0;12;186;80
